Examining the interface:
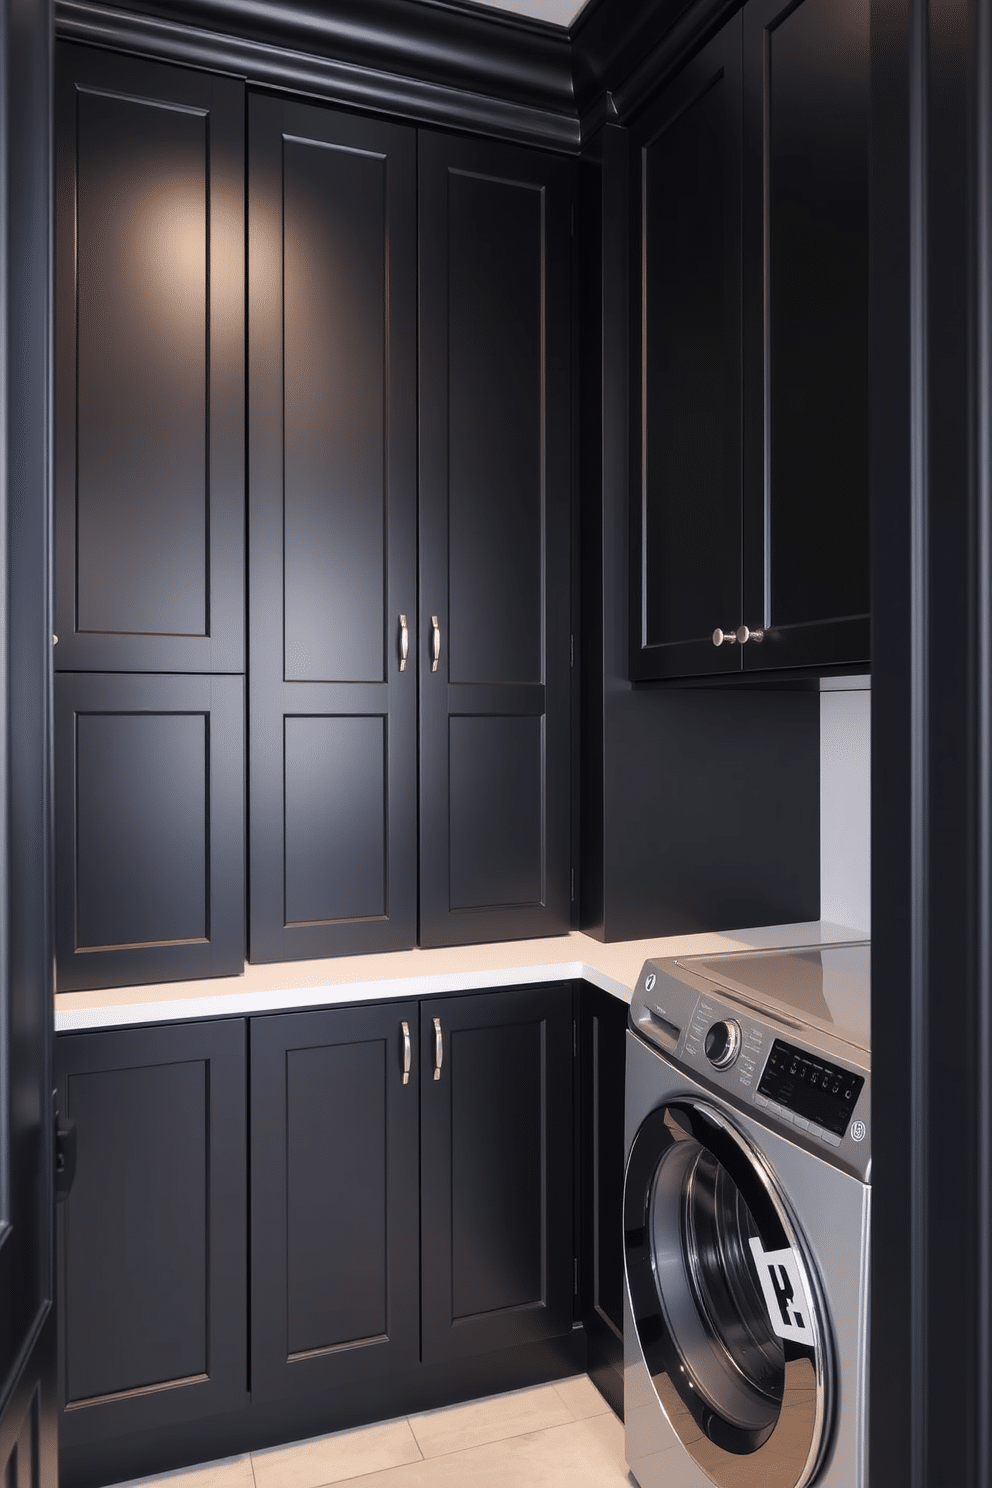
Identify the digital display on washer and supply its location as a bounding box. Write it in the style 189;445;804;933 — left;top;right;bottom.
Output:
758;1039;865;1136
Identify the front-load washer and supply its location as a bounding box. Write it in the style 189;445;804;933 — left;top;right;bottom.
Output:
623;941;870;1488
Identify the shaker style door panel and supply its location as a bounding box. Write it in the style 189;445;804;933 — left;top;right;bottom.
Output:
249;94;418;962
54;45;244;673
420;986;574;1363
630;20;744;681
56;1021;247;1446
418;132;572;946
54;673;245;990
250;1005;420;1401
742;0;870;669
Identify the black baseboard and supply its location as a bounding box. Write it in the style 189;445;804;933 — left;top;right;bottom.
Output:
59;1329;588;1488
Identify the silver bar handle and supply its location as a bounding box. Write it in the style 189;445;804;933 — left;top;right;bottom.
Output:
401;1020;411;1084
431;615;441;673
433;1016;443;1081
399;614;409;672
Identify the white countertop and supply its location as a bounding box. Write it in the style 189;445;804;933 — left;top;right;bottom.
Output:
53;920;866;1032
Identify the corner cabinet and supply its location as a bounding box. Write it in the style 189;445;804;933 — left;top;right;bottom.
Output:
629;0;870;681
248;99;574;962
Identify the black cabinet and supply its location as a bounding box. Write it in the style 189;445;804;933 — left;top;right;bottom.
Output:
248;96;419;962
250;1003;420;1401
629;0;869;681
250;985;575;1394
420;986;575;1361
57;983;584;1485
54;674;245;991
54;45;244;675
418;134;573;947
248;103;574;960
54;43;247;991
55;1021;247;1449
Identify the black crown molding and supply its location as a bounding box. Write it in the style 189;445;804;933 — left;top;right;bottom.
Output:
55;0;581;150
55;0;734;151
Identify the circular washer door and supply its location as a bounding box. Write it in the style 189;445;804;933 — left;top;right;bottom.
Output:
624;1100;831;1488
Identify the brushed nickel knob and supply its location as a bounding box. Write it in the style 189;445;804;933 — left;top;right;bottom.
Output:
712;628;738;647
736;625;765;645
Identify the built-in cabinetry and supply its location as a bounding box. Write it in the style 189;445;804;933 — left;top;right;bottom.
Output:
248;99;572;963
628;0;870;681
56;983;580;1488
53;47;573;989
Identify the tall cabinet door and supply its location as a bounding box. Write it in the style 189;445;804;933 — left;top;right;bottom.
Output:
250;1005;420;1400
249;97;418;962
54;45;244;674
420;986;574;1364
418;133;573;946
628;21;744;682
741;0;870;669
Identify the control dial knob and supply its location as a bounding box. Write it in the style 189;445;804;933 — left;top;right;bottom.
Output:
704;1018;742;1070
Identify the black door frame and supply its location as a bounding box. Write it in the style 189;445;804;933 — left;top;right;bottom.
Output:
19;0;992;1482
0;0;57;1481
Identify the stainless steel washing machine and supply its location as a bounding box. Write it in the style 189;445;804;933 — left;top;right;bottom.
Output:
623;941;870;1488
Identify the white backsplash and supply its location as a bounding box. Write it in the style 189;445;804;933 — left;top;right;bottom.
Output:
820;680;871;935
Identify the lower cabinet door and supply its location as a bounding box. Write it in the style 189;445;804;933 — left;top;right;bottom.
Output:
56;1021;248;1446
420;986;574;1363
250;1004;421;1400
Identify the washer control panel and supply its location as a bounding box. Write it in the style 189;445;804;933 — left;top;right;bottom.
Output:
631;953;871;1179
757;1039;865;1141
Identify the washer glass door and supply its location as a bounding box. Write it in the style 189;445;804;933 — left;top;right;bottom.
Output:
624;1101;829;1488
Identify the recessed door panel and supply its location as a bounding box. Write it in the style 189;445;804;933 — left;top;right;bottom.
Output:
64;1061;208;1401
764;0;870;630
283;715;387;925
283;139;387;685
286;1041;388;1354
75;91;207;641
448;714;543;911
447;173;543;688
450;1022;543;1318
74;712;207;950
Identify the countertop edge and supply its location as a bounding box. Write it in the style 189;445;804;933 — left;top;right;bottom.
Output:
53;922;866;1032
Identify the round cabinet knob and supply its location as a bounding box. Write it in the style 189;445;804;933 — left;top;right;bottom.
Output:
735;625;765;645
712;628;738;647
704;1019;742;1070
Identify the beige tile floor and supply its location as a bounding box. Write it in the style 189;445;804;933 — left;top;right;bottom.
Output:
107;1377;633;1488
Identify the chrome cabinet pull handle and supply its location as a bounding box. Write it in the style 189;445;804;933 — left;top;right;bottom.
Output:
399;614;409;672
712;628;738;647
401;1020;411;1084
431;616;441;673
433;1016;443;1080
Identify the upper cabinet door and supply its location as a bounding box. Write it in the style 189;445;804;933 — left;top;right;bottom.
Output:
742;0;870;670
418;132;573;948
54;45;244;673
629;20;744;681
248;96;418;962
